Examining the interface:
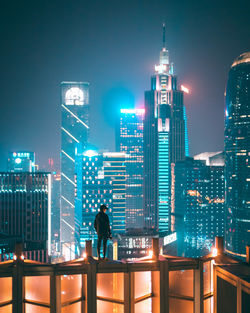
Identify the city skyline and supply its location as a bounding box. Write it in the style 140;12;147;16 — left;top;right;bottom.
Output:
0;2;250;312
0;0;250;170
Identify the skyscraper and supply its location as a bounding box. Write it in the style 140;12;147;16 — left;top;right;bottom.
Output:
60;82;90;253
225;53;250;258
103;152;126;234
0;172;51;262
172;153;225;257
144;24;187;233
117;108;144;229
75;149;113;256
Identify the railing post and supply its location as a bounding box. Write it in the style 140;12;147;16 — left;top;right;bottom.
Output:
15;242;23;259
50;274;61;313
194;259;203;313
151;269;160;313
160;259;169;313
237;280;242;313
85;240;93;258
124;266;134;313
152;238;159;260
246;245;250;264
87;263;97;313
113;238;118;260
215;236;224;255
13;243;24;313
213;264;218;313
82;274;87;313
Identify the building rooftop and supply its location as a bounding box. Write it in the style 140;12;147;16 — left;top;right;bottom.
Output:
231;52;250;67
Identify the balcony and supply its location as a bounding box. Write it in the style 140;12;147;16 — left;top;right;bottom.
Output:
0;238;249;313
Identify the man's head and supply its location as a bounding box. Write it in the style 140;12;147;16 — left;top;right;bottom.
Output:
100;204;108;213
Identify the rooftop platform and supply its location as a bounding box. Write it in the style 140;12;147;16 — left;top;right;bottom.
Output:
0;238;249;313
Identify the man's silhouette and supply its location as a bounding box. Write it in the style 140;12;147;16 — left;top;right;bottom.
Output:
94;204;111;260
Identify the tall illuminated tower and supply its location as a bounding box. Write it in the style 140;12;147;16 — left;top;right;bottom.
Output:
225;53;250;259
117;109;144;230
60;82;89;253
144;24;187;233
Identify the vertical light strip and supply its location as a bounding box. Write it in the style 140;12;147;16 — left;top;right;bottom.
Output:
48;173;52;256
158;131;170;232
184;106;189;156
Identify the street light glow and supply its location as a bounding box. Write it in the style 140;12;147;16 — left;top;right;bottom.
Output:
212;247;218;257
148;250;153;258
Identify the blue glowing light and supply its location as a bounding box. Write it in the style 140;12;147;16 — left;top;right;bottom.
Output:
225;108;229;118
83;150;98;158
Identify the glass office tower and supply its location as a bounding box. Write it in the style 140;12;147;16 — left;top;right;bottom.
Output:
117;109;144;230
75;149;126;255
60;82;89;258
0;172;51;262
225;52;250;258
172;154;225;257
103;152;126;234
144;24;187;233
75;149;113;256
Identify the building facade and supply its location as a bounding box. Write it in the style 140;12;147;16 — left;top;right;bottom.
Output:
0;172;51;262
60;82;90;255
103;152;126;234
51;172;61;259
225;53;250;258
75;149;113;257
117;108;144;230
74;148;126;257
144;25;187;233
172;154;225;257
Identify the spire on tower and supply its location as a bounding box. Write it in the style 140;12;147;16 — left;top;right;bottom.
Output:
162;23;166;48
155;23;173;74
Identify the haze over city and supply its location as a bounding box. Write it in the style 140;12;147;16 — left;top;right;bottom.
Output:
0;0;249;170
0;2;250;312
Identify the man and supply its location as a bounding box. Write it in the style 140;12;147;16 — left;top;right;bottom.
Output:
94;204;112;260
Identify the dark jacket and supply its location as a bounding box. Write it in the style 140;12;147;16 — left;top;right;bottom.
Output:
94;211;111;237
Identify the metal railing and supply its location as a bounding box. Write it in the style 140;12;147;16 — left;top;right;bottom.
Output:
0;237;249;313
